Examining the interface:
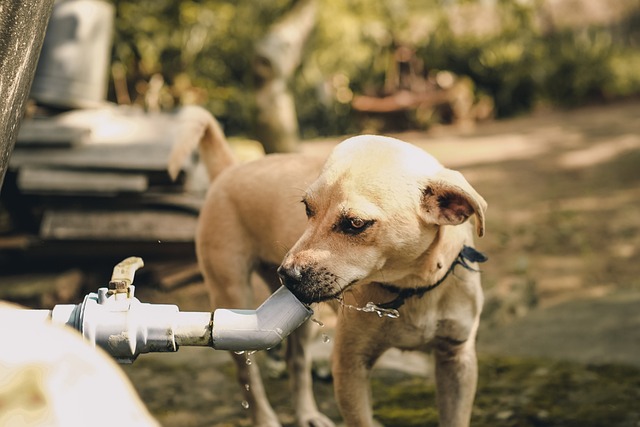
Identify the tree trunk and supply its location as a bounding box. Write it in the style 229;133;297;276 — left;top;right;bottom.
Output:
0;0;54;187
253;0;317;153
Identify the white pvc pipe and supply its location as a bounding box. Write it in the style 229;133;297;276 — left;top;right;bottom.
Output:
174;311;213;346
4;286;312;360
212;286;313;351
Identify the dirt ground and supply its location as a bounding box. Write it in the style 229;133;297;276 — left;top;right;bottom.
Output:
120;101;640;426
6;101;640;426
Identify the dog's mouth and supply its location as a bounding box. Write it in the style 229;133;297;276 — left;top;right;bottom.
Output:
281;272;402;319
277;264;357;305
286;283;352;306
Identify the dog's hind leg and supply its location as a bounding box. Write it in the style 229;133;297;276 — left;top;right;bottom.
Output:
231;350;281;427
287;320;335;427
204;270;281;425
198;244;281;426
256;264;335;427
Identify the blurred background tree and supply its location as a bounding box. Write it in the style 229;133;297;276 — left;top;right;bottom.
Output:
109;0;640;141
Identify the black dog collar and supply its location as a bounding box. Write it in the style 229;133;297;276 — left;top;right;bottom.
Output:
377;246;487;311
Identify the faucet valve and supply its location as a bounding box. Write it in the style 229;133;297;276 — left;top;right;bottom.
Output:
107;256;144;297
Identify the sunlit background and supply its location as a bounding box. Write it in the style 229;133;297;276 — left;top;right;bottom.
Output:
2;0;640;426
108;0;640;136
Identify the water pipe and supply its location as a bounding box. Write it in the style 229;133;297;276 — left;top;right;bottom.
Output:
5;257;313;363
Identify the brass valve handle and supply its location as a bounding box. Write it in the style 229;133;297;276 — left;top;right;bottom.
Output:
108;256;144;294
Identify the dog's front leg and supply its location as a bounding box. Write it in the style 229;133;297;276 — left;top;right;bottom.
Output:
332;319;387;427
287;320;335;427
433;332;478;427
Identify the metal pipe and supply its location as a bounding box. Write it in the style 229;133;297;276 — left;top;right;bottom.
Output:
0;0;55;188
4;257;313;363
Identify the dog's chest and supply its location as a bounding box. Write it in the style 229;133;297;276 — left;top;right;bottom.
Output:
385;302;440;349
384;295;476;351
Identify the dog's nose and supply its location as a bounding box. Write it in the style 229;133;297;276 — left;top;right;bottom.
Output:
277;264;303;289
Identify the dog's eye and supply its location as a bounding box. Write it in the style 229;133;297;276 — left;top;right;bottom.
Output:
350;218;366;229
337;216;374;235
302;200;314;218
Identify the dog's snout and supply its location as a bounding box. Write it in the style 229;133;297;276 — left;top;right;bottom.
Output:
277;264;303;289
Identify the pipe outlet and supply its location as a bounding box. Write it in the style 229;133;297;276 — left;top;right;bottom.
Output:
212;286;313;351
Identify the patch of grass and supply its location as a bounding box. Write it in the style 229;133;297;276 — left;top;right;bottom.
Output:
365;357;640;427
477;357;640;427
372;374;439;426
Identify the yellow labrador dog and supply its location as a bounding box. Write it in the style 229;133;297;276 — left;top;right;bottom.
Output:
169;106;487;427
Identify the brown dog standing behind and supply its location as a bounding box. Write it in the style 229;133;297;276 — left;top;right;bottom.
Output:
169;106;487;427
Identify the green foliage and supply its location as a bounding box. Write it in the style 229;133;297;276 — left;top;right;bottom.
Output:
420;2;640;117
111;0;294;134
543;29;613;105
110;0;640;138
419;1;538;116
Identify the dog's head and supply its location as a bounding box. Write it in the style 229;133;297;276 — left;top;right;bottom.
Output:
278;135;486;304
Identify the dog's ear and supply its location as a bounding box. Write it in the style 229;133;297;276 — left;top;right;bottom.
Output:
421;168;487;237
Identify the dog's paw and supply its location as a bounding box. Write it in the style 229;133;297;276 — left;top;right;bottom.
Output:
298;412;335;427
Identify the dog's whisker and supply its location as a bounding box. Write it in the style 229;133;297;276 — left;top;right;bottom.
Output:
336;280;352;293
273;240;290;253
284;188;308;203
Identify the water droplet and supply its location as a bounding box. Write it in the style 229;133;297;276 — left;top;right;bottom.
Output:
245;384;250;391
311;317;324;327
234;350;245;355
241;400;250;409
244;351;257;365
322;333;331;343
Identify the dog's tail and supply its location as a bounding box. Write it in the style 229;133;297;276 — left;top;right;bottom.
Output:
167;105;237;183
